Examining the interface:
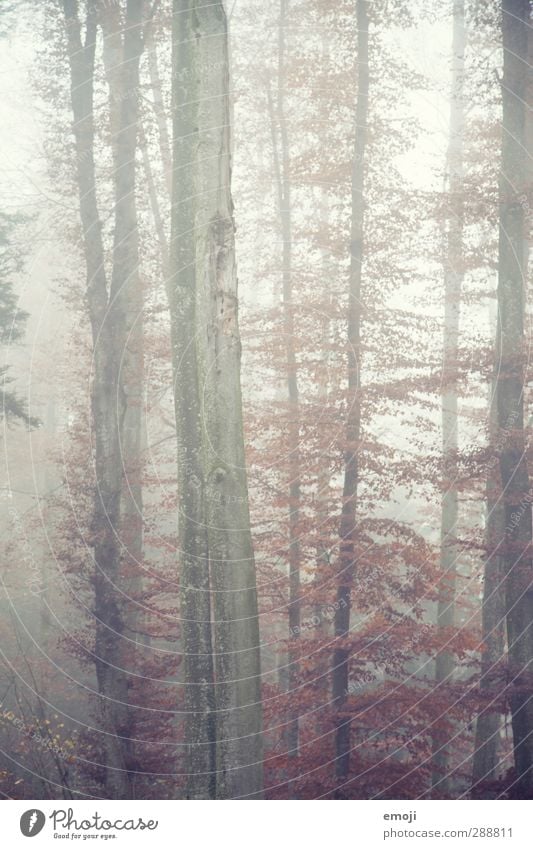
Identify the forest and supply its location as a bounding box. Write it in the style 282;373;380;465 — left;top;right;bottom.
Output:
0;0;532;801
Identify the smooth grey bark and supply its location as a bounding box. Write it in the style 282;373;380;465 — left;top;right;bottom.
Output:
169;0;217;799
332;0;369;788
472;388;505;796
170;0;263;800
62;0;144;799
192;1;263;799
497;0;533;798
431;0;466;798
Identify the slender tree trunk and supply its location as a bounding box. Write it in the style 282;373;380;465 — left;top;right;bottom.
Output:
313;187;333;732
312;320;332;737
472;387;505;795
62;0;143;799
191;0;263;799
269;0;301;760
139;116;169;271
145;13;173;199
38;398;57;686
99;0;146;708
280;0;301;762
63;0;129;799
102;0;144;791
169;0;217;799
431;0;466;798
497;0;533;799
140;7;171;270
332;0;369;788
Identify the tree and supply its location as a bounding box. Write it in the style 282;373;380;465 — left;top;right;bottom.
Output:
332;0;369;788
496;0;533;799
61;0;144;798
431;0;466;797
99;0;146;720
169;0;217;799
5;0;530;803
169;0;263;799
0;214;38;429
269;0;302;763
472;387;505;796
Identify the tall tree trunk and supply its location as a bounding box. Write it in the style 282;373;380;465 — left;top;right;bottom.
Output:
169;0;217;799
99;0;146;711
62;0;143;799
139;116;169;271
192;0;263;799
280;0;301;762
472;387;505;796
497;0;533;799
269;0;301;761
145;12;173;199
101;0;144;793
431;0;466;798
332;0;369;788
38;398;57;687
171;0;263;801
313;187;333;733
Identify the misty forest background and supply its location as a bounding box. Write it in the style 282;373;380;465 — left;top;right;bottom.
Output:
0;0;532;800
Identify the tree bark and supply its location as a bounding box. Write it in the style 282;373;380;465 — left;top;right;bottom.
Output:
171;0;263;801
497;0;533;799
169;0;217;799
472;387;505;796
62;0;144;799
268;0;301;761
313;186;333;734
332;0;369;788
99;0;146;698
145;15;173;200
431;0;466;798
191;0;264;799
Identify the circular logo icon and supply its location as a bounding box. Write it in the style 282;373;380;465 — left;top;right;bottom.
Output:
20;810;46;837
